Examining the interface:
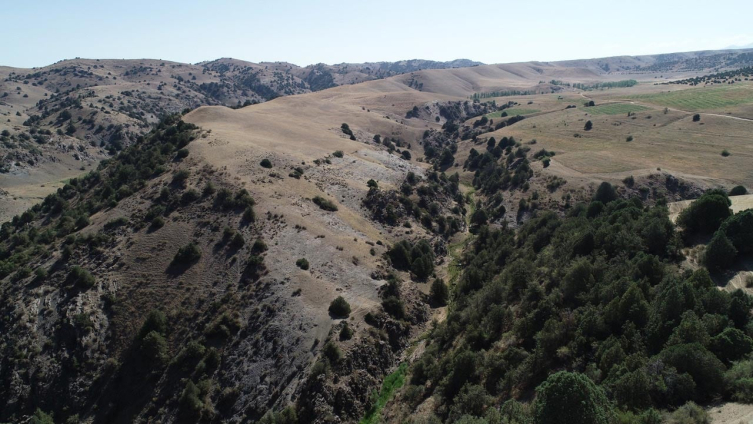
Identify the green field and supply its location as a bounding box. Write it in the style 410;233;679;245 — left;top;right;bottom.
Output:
585;103;650;115
486;108;539;118
627;85;753;111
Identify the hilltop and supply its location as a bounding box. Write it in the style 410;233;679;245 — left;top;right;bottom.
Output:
2;48;752;221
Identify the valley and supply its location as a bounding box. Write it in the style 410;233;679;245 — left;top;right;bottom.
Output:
1;46;753;424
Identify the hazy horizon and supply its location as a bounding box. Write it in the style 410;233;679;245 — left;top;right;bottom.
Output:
4;0;753;68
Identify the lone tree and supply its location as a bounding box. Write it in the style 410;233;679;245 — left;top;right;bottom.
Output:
693;113;701;122
584;120;593;131
593;182;618;204
729;185;747;196
534;371;613;424
329;296;351;317
704;232;737;272
677;190;732;234
430;278;449;306
173;243;202;265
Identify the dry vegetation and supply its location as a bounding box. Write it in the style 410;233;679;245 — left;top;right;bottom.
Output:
1;48;753;423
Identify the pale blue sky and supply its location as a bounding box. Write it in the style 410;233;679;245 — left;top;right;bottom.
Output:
4;0;753;68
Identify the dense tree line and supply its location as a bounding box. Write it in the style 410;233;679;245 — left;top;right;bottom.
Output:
399;193;753;423
677;190;753;272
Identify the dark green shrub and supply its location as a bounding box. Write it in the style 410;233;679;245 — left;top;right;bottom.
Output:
30;409;55;424
339;322;353;340
312;196;338;211
173;169;190;185
151;216;165;229
329;296;351;317
729;185;747;196
260;158;273;168
533;372;613;424
202;181;215;196
725;360;753;402
704;231;737;271
584;120;593;131
296;258;309;270
593;182;617;203
719;210;753;254
387;239;434;280
67;266;95;289
678;191;732;234
252;238;267;252
322;340;342;362
229;233;245;249
711;327;753;364
173;243;201;265
332;150;344;158
176;148;189;159
181;189;200;204
382;296;405;319
243;207;255;222
141;331;168;365
341;123;353;137
668;402;708;424
139;310;167;338
430;278;449;306
659;343;726;400
692;114;701;122
179;380;204;417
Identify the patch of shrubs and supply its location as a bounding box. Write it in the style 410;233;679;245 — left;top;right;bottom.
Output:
67;266;96;289
312;196;338;211
341;123;355;140
387;239;435;280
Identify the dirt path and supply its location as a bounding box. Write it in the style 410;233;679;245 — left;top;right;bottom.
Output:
708;402;753;424
617;98;753;123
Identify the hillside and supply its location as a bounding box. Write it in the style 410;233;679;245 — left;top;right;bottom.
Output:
0;57;481;221
1;47;753;423
3;48;752;223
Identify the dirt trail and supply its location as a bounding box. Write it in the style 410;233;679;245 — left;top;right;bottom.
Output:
708;402;753;424
617;98;753;122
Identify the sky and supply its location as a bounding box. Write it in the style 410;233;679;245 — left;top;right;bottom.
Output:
4;0;753;68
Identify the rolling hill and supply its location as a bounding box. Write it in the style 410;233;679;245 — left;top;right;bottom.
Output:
1;47;753;423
